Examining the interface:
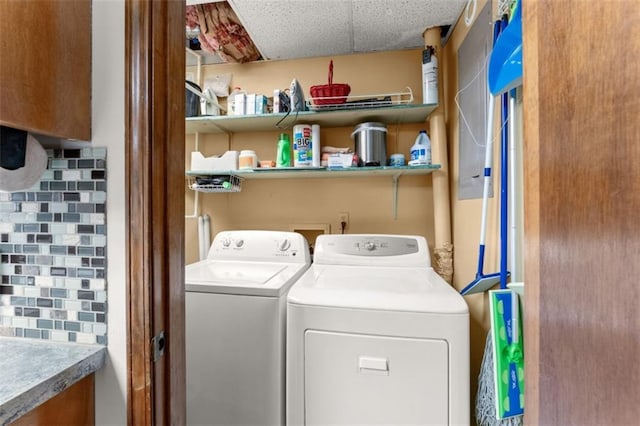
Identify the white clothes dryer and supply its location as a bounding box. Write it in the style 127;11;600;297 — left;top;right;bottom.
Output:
186;230;310;426
286;234;469;426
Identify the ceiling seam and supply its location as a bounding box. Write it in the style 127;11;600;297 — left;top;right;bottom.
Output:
349;0;355;53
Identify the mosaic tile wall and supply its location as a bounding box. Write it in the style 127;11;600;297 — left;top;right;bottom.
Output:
0;148;107;345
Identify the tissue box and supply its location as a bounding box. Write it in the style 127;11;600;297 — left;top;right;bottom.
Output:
233;93;246;115
246;94;256;116
273;89;282;113
255;95;269;114
191;150;239;171
327;153;356;168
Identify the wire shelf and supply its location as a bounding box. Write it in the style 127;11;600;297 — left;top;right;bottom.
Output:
307;87;414;111
187;174;242;193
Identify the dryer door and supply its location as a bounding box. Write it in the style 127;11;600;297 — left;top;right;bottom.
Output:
304;330;449;425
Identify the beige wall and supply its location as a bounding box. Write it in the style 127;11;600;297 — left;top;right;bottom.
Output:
92;1;127;424
185;50;435;264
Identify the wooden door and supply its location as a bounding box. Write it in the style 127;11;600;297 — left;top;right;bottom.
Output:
0;0;91;141
125;0;186;424
522;1;640;424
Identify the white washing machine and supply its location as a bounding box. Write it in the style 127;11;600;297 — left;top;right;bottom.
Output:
286;234;469;426
186;230;311;426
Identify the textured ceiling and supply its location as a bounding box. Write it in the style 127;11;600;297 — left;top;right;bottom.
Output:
228;0;467;60
186;0;467;64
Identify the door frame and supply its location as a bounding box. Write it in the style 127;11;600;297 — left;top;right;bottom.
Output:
125;0;186;424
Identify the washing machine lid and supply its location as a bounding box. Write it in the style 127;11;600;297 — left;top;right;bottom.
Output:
287;265;468;314
186;260;309;297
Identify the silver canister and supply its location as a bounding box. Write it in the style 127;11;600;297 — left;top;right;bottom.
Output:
351;122;387;167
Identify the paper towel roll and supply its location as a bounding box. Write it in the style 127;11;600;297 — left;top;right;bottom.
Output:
0;133;48;192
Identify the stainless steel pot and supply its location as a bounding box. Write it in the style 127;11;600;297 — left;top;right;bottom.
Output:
352;122;387;166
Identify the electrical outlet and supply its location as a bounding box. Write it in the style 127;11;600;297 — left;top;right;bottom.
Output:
338;212;349;227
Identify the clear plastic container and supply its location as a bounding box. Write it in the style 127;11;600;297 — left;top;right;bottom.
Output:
238;150;258;169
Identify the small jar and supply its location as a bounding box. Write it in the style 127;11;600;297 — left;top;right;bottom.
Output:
389;153;405;167
239;150;258;169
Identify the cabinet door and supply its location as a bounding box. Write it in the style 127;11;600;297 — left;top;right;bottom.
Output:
523;1;640;424
11;374;95;426
0;0;91;141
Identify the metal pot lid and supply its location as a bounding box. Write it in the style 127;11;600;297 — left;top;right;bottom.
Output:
353;122;387;131
351;122;387;138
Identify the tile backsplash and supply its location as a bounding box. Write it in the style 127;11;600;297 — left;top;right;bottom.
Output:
0;148;107;345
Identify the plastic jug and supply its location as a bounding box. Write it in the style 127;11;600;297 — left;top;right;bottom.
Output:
409;130;432;166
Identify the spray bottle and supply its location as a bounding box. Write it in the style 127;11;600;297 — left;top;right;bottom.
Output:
422;46;438;105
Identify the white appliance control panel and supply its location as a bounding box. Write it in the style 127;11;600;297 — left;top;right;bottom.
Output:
208;230;310;264
313;234;431;267
320;235;419;256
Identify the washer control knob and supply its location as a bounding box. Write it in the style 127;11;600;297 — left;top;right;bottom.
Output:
221;238;232;248
278;239;291;251
365;241;376;251
235;239;244;248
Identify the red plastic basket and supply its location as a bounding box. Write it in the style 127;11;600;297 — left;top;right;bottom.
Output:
310;60;351;106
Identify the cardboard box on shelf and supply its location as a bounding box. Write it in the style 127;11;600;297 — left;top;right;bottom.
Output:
246;94;256;116
256;95;270;114
233;93;246;115
327;153;356;168
273;89;282;113
191;150;239;171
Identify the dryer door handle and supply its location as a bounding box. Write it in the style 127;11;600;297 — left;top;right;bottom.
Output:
358;356;389;375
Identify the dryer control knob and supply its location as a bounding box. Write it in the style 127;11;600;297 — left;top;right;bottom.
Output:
235;239;244;248
278;239;291;251
365;241;376;251
221;238;232;248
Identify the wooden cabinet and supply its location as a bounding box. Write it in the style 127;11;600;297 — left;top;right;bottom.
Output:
523;1;640;424
0;0;91;141
10;375;95;426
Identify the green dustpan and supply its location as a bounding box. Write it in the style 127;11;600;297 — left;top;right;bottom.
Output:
488;0;522;96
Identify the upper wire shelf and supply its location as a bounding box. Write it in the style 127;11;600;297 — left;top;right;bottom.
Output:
185;87;436;134
307;87;414;112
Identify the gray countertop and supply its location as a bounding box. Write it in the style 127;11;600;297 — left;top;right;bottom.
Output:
0;336;106;425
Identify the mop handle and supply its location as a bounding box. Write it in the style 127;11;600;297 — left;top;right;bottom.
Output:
476;20;504;272
499;14;510;290
508;89;518;283
478;93;495;246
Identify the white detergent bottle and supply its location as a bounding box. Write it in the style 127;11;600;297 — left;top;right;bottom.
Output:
422;46;438;105
409;130;432;166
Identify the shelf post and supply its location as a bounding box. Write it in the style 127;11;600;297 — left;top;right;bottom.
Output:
392;173;401;220
423;27;453;283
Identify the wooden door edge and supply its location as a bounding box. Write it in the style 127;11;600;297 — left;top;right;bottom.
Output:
125;0;186;424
